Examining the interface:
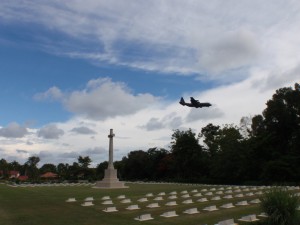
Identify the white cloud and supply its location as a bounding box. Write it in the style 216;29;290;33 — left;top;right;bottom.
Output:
1;1;300;78
70;126;96;135
34;86;63;101
0;122;29;138
36;77;158;120
37;124;64;139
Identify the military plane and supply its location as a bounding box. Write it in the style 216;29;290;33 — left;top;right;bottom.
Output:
179;97;212;108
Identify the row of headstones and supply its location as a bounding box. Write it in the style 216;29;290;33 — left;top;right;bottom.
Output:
66;193;262;206
71;197;261;210
133;181;300;190
8;182;96;187
134;211;266;222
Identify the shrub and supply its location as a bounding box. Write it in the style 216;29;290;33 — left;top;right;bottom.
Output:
260;187;300;225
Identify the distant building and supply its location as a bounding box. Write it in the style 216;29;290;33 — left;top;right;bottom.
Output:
0;170;20;179
40;172;58;179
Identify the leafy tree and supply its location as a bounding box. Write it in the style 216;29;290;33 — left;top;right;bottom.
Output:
39;163;57;174
145;148;169;180
121;150;149;180
57;163;69;180
200;123;220;158
0;158;9;178
77;156;91;168
208;125;246;183
171;129;206;181
25;156;40;179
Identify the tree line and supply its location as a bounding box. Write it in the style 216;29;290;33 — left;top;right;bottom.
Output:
1;83;299;185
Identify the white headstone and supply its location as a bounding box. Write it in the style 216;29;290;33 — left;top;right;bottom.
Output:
236;200;248;206
181;194;190;198
235;194;244;198
160;210;178;217
250;199;261;204
120;199;131;203
218;218;236;225
211;196;221;201
135;214;153;221
102;200;113;205
153;196;163;201
117;195;125;199
137;197;148;202
203;205;218;211
126;204;140;210
84;197;94;201
168;195;177;199
66;198;76;202
103;206;118;212
223;194;233;199
238;214;259;222
165;201;177;206
220;203;235;208
81;201;94;207
183;208;199;214
147;203;160;208
197;197;208;202
193;193;202;197
182;199;193;204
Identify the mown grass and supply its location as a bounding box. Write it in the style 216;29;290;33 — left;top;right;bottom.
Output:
0;183;268;225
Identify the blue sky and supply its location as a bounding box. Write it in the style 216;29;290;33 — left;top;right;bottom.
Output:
1;0;299;166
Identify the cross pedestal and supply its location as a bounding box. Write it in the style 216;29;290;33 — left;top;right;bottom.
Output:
94;129;127;189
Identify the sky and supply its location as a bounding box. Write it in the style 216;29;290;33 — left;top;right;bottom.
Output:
0;0;299;167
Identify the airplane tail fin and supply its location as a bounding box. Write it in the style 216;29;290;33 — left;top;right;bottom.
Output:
179;97;185;105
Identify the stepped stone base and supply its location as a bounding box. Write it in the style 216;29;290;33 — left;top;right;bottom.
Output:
94;167;128;189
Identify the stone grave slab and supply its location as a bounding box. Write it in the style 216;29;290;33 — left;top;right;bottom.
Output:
84;197;94;201
211;196;221;201
236;200;248;206
137;197;148;202
238;214;259;222
250;199;261;204
134;214;153;221
217;218;236;225
102;200;113;205
161;210;178;218
182;199;193;204
66;198;76;202
203;205;218;211
168;195;177;199
147;203;160;208
117;195;125;199
183;208;199;214
81;201;94;207
197;197;208;202
126;204;140;210
102;196;110;200
220;203;235;209
166;201;177;206
103;206;118;212
120;199;131;203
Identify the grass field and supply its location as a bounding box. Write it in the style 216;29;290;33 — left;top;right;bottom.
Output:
0;182;270;225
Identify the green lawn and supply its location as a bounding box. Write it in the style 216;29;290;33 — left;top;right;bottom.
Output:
0;182;267;225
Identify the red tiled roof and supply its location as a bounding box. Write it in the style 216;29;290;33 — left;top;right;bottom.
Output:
18;175;28;181
40;172;58;178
